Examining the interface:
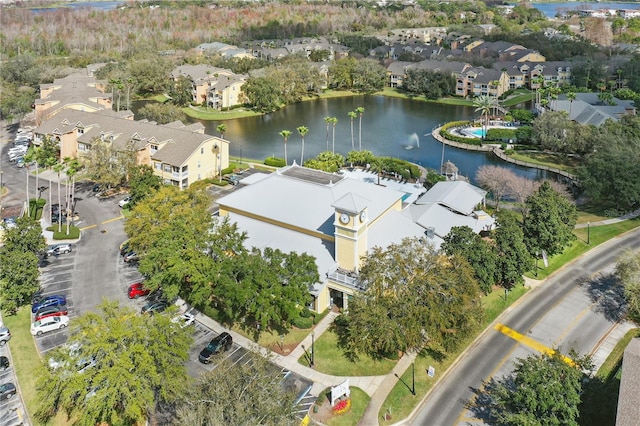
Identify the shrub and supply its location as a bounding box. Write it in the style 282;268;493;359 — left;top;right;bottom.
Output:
264;156;286;167
221;166;234;175
29;198;46;220
291;315;313;329
486;128;517;141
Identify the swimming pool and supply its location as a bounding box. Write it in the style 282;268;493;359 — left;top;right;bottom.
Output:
464;128;486;138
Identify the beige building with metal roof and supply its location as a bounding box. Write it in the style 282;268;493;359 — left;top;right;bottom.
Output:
217;166;494;313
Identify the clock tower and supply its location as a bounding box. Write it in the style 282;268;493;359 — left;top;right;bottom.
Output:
332;193;369;272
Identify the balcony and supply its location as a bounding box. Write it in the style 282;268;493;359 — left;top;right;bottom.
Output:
327;268;366;292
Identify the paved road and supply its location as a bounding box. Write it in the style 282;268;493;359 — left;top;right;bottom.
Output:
411;229;640;426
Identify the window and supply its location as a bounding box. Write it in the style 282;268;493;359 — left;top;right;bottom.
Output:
77;127;84;135
197;161;201;169
164;164;171;173
200;147;204;154
154;162;161;170
150;144;158;154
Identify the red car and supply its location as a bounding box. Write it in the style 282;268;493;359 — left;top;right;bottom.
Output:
128;282;150;299
35;305;69;321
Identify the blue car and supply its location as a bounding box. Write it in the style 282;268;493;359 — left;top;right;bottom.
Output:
32;295;67;313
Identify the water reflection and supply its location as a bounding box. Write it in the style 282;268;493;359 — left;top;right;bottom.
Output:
132;96;550;185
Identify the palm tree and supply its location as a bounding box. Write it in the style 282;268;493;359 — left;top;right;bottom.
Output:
329;117;338;154
348;111;357;151
45;157;57;224
297;126;309;165
567;91;576;118
356;107;364;151
532;75;545;105
279;130;291;165
53;162;64;232
472;95;493;139
323;117;331;152
23;151;34;211
216;124;227;139
64;159;80;236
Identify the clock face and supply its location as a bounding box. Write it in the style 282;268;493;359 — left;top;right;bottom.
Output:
340;213;349;224
360;210;367;222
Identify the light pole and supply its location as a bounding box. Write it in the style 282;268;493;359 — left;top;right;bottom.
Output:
411;362;415;395
311;330;315;368
587;221;590;245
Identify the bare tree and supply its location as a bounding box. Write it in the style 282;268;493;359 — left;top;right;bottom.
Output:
475;165;515;211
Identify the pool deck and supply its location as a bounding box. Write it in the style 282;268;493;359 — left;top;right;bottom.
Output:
340;168;427;204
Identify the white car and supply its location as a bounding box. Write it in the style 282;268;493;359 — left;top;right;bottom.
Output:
46;243;72;256
31;315;69;336
171;312;196;328
118;196;131;208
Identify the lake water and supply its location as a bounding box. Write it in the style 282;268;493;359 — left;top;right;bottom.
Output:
134;96;553;185
530;2;640;18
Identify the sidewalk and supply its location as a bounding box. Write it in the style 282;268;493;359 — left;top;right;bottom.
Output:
590;320;637;374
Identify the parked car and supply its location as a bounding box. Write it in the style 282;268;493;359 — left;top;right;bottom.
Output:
0;327;11;346
118;196;131;208
32;295;67;313
46;243;72;256
119;240;130;256
127;282;150;299
30;315;70;336
0;383;16;401
0;356;9;371
141;300;168;315
123;252;139;263
171;312;196;328
35;305;69;321
198;332;233;363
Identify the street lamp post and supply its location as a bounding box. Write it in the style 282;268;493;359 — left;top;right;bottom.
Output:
311;330;315;367
587;221;590;245
411;362;415;395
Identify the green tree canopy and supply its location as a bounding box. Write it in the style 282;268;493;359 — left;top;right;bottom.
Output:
304;151;345;172
339;238;482;358
494;211;532;288
137;102;187;125
173;351;298;426
441;226;497;294
475;350;591;426
35;301;192;426
128;164;161;207
523;181;577;257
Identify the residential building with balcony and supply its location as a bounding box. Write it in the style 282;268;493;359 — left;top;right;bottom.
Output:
170;64;247;109
33;109;229;189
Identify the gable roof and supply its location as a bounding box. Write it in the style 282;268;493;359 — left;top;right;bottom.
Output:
414;181;486;216
616;338;640;426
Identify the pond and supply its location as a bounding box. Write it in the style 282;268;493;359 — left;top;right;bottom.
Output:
132;96;553;185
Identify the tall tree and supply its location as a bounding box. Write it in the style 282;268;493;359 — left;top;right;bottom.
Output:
473;95;493;139
35;301;192;426
329;116;338;153
339;238;482;358
494;211;532;289
296;125;309;165
356;106;364;151
128;165;161;208
441;226;497;294
216;123;227;139
173;352;298;426
279;129;291;165
475;165;516;211
53;162;65;233
137;102;187;125
348;111;357;151
475;350;591;426
0;216;45;312
323;116;331;152
523;181;577;257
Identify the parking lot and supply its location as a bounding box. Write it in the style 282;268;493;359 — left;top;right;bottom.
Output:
0;347;25;426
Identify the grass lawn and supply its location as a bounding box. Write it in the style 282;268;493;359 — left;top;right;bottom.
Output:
183;106;261;121
46;225;80;240
507;151;581;174
596;328;640;380
3;307;45;423
302;330;396;376
526;217;640;280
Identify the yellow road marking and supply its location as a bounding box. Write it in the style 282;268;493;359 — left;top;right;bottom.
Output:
494;323;575;366
102;215;124;224
79;224;97;231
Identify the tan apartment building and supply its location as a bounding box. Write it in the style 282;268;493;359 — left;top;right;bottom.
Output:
170;64;247;110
